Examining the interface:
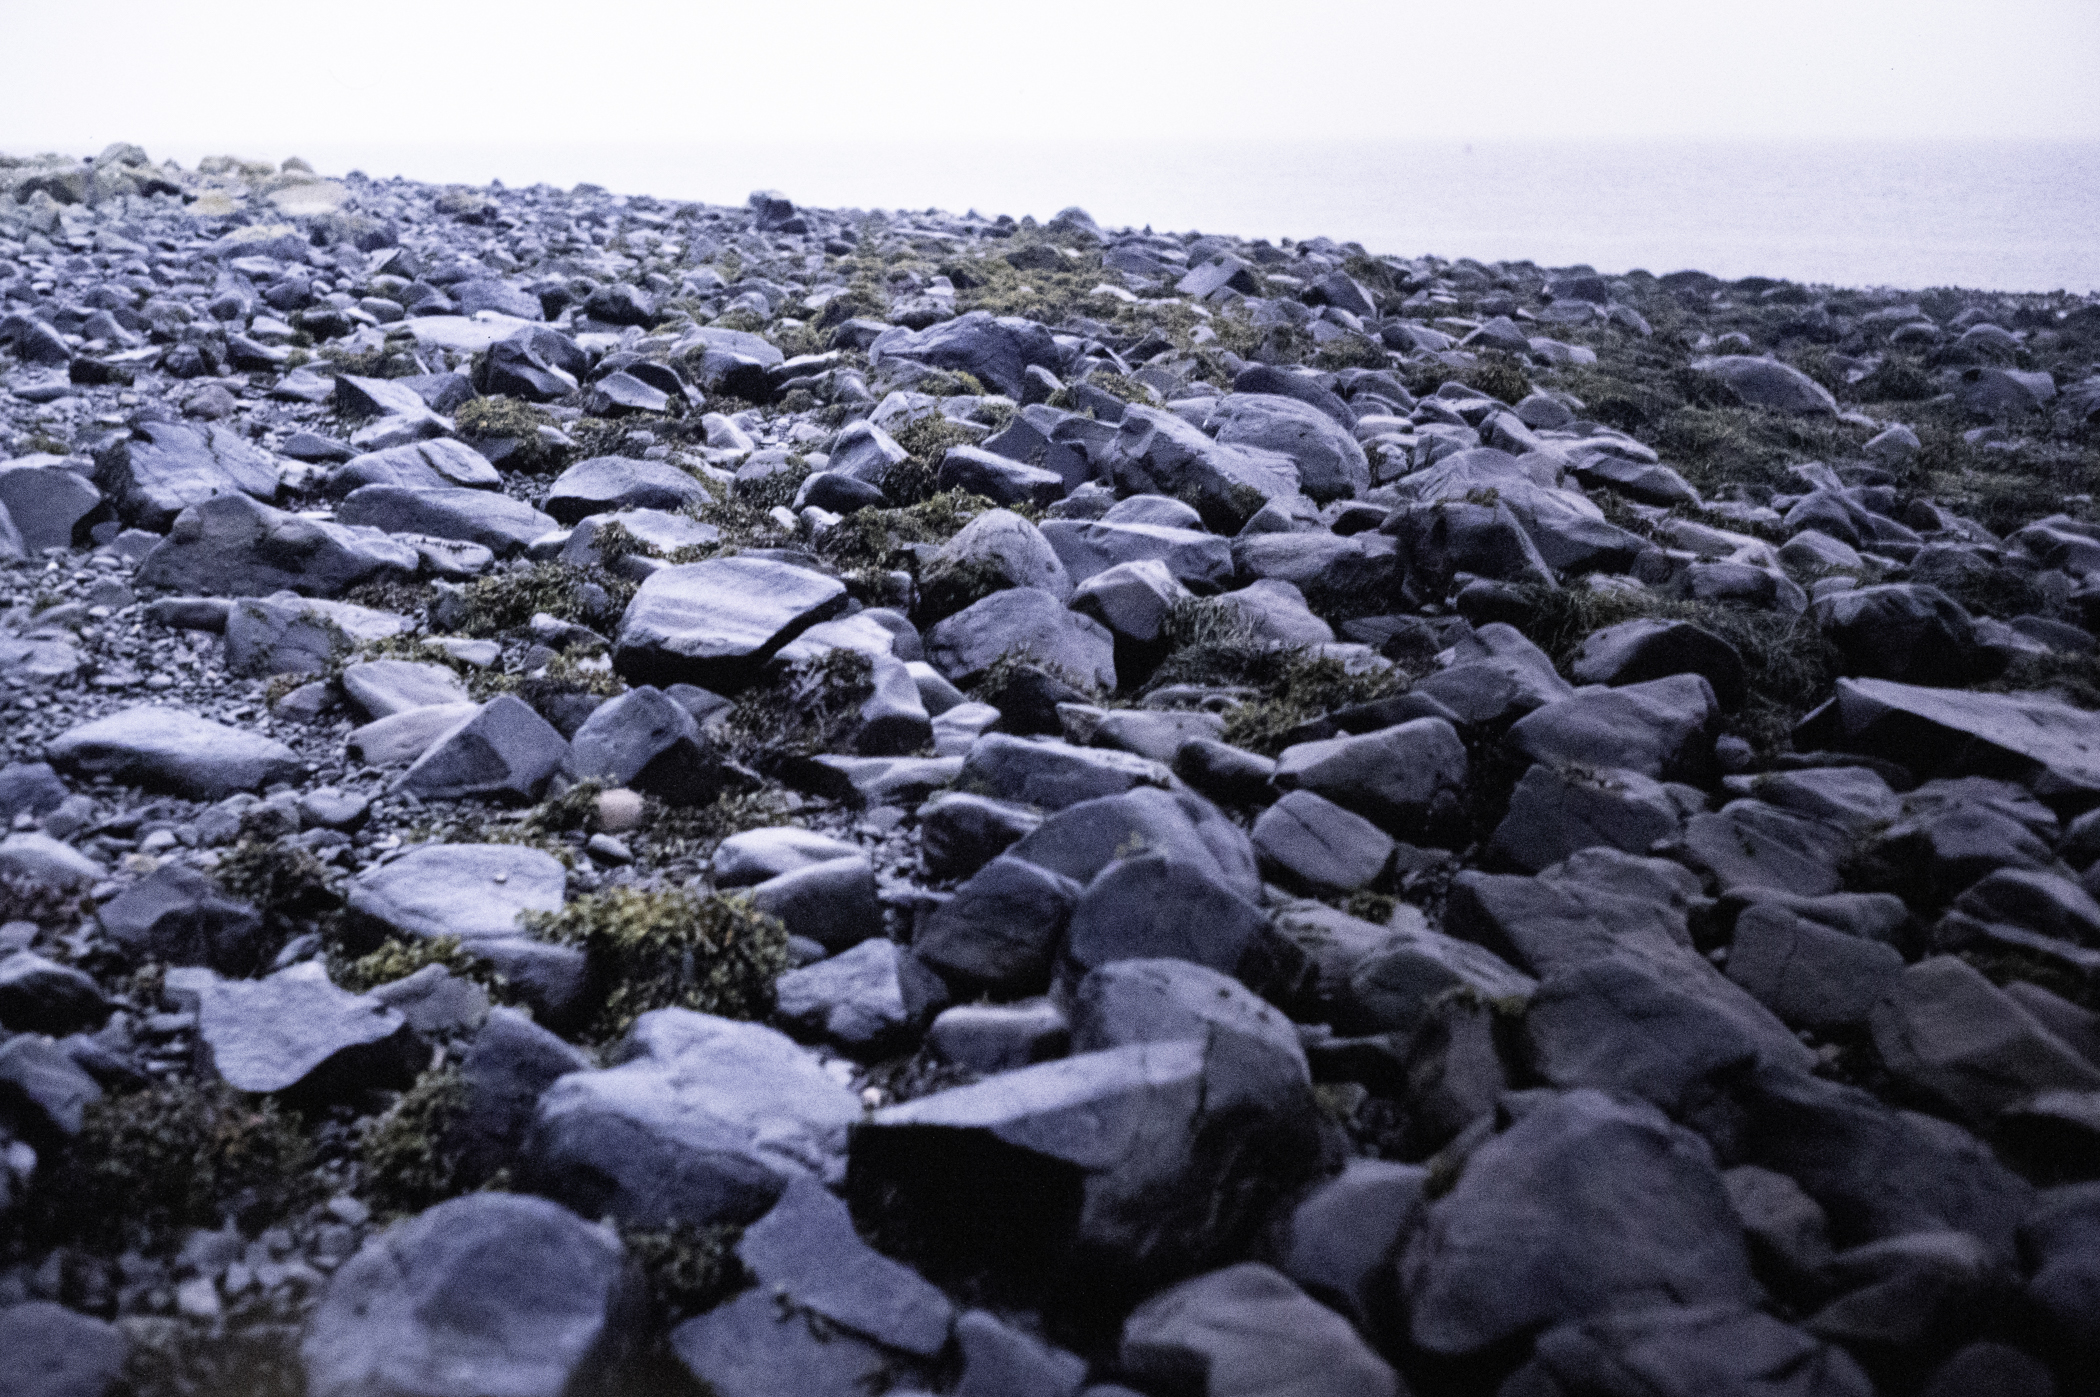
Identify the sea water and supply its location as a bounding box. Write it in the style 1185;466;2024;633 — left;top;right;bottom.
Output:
255;138;2100;294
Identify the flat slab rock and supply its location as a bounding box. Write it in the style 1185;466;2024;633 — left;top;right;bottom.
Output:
1800;678;2100;807
345;842;568;943
195;961;423;1096
613;555;848;690
45;705;301;800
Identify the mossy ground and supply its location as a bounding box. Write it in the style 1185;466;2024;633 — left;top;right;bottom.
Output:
357;1066;469;1217
524;885;790;1040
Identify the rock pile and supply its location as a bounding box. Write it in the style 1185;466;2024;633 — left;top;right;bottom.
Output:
1;142;2099;1395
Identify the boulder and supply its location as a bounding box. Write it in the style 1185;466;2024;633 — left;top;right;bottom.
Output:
1402;1089;1759;1355
926;588;1116;691
1106;406;1305;533
914;854;1081;995
1505;1306;1873;1397
735;1174;954;1356
960;735;1172;811
196;961;424;1097
877;310;1066;397
1813;584;1986;686
93;419;279;530
1042;517;1236;591
774;938;917;1051
927;508;1072;602
1121;1264;1400;1397
135;492;417;598
1796;678;2100;807
340;659;472;720
0;458;102;552
46;706;301;799
1206;393;1370;502
566;685;726;803
395;696;570;803
331;439;500;494
1508;674;1720;783
937;445;1065;509
97;863;268;974
1698;356;1839;415
1869;957;2100;1127
522;1009;860;1227
337;485;559;556
0;1302;130;1397
544;455;709;523
302;1193;641;1397
1272;718;1468;835
1489;763;1686;873
613;556;848;690
1570;617;1748;710
221;593;409;677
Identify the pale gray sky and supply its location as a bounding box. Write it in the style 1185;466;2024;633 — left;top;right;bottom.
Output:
3;0;2097;156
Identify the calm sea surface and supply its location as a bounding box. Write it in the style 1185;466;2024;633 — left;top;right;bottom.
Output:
273;139;2100;294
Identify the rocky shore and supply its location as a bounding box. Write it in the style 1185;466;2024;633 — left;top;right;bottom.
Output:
2;142;2100;1397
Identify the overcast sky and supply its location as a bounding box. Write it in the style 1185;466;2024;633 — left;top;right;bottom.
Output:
4;0;2096;160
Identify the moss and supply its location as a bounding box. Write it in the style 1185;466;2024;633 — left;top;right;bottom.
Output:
451;562;633;637
338;574;432;619
0;869;92;933
633;789;805;866
332;934;494;995
888;414;983;505
720;648;879;764
455;395;554;440
1219;653;1409;757
732;456;811;511
524;886;790;1040
319;341;417;378
1408;353;1532;406
622;1221;746;1322
1978;651;2100;710
1314;332;1390;372
916;554;1015;624
28;1082;314;1248
213;840;341;923
358;1066;469;1217
1854;356;1937;403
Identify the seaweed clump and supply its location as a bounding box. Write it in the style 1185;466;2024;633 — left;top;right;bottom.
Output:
524;886;790;1039
357;1066;470;1217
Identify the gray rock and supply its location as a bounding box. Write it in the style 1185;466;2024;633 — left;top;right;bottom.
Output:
1043;517;1235;591
341;659;472;719
1416;622;1575;724
348;704;483;769
1506;1306;1872;1397
853;1034;1322;1283
346;843;567;944
938;445;1066;509
1272;718;1468;834
1570;618;1748;710
1489;763;1685;873
1813;584;1985;686
775;938;914;1050
450;1006;591;1185
712;827;863;887
1106;406;1305;533
0;950;109;1035
0;832;102;891
1869;957;2100;1127
302;1193;641;1397
1065;852;1267;979
1680;799;1852;897
1070;958;1306;1085
567;685;725;803
613;556;849;690
197;961;423;1097
958;735;1172;811
671;1290;898;1397
926;1000;1071;1073
1726;904;1906;1031
46;705;301;799
331;438;500;494
1252;789;1394;894
0;1033;103;1138
2020;1183;2100;1356
927;587;1116;691
1807;1230;2006;1354
337;485;559;556
1271;1158;1428;1329
915;854;1080;995
878;310;1066;397
736;1174;954;1355
1087;710;1225;765
0;762;67;822
1508;674;1720;783
135;492;418;598
558;508;719;569
0;1301;130;1397
1069;559;1191;643
222;593;409;677
1402;1088;1759;1355
93;419;279;530
827;420;910;489
952;1309;1088;1397
544;455;709;524
1121;1264;1400;1397
749;855;881;951
1698;355;1840;415
1206;393;1370;503
928;508;1072;602
522;1008;860;1227
97;863;268;973
0;458;101;553
395;695;569;803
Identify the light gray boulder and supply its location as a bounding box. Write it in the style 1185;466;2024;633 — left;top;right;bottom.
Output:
394;696;569;803
46;706;301;799
135;492;418;598
613;556;849;690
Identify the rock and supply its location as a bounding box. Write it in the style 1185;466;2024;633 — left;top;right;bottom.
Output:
915;854;1081;995
670;1290;899;1397
927;508;1072;602
1570;618;1748;710
0;1033;103;1138
1698;356;1839;415
93;419;279;530
1416;622;1575;724
774;938;915;1050
1489;763;1686;873
222;593;409;677
0;832;102;891
97;863;268;973
1070;559;1192;644
951;1309;1087;1397
0;1301;130;1397
1211;579;1334;646
1402;1089;1759;1355
749;855;880;951
340;659;472;719
1506;1306;1872;1397
0;762;68;822
196;961;423;1097
916;792;1043;879
1105;406;1305;533
1797;677;2100;807
1334;918;1538;1038
878;310;1065;397
1813;584;1986;685
613;556;849;690
1270;1158;1427;1329
0;950;111;1035
937;445;1066;509
2021;1183;2100;1356
1272;718;1468;835
135;492;417;598
1121;1264;1400;1397
712;827;863;887
567;685;725;803
544;455;709;523
302;1193;641;1397
1043;517;1236;591
1252;789;1395;893
46;706;301;799
449;1007;591;1185
1064;851;1268;981
1205;393;1370;502
851;1034;1322;1284
1509;675;1720;783
345;843;566;944
926;1001;1071;1073
927;587;1116;692
522;1008;860;1227
558;508;718;569
395;696;570;803
348;704;483;769
331;438;500;494
0;458;101;553
337;485;559;556
735;1174;954;1355
1807;1230;2006;1356
1726;903;1906;1031
1869;957;2100;1127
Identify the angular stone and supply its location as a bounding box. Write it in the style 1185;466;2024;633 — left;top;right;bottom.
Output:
1727;904;1906;1032
926;587;1116;691
927;508;1072;602
748;855;881;952
332;438;500;494
222;593;409;677
0;458;101;553
302;1193;640;1397
1207;393;1370;503
340;659;471;720
735;1175;954;1356
97;863;268;974
337;485;559;556
197;961;423;1097
1273;718;1468;834
1489;762;1685;873
395;696;569;803
1252;789;1395;894
711;827;863;888
566;685;725;803
915;854;1080;995
774;938;915;1051
1507;1307;1872;1397
959;734;1171;810
1122;1264;1400;1397
544;455;709;524
0;832;102;890
0;1302;129;1397
1869;957;2100;1127
348;704;481;769
1509;675;1720;783
670;1290;897;1397
1106;406;1305;533
46;706;301;799
93;419;278;530
613;556;849;690
878;310;1066;397
1698;355;1839;415
1571;617;1748;710
135;493;417;598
